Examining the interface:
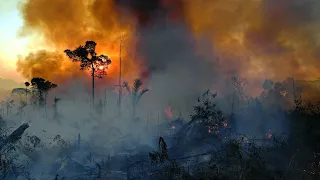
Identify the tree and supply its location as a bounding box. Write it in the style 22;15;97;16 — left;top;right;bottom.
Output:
17;101;27;117
24;82;30;104
231;76;247;113
29;78;57;115
177;91;225;142
53;97;61;120
64;41;112;106
263;79;274;90
3;100;14;116
123;79;149;119
11;88;30;101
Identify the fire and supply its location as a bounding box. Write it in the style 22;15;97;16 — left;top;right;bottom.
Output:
280;90;287;97
164;107;173;118
208;127;219;134
98;66;104;70
266;130;273;139
17;0;141;84
14;0;320;97
221;121;228;127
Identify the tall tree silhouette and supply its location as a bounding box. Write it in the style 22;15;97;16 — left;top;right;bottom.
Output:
24;82;30;104
11;88;30;101
53;97;61;120
64;41;112;106
30;78;57;115
123;79;149;119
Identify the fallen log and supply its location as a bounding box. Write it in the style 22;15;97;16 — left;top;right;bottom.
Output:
0;123;29;150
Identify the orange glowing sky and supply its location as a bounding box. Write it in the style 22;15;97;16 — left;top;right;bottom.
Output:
0;0;139;86
1;0;320;90
0;0;30;82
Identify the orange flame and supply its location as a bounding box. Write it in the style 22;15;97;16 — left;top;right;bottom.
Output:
266;130;273;139
221;120;228;127
164;106;173;118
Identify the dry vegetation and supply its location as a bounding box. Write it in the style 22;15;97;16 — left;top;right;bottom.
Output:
0;75;320;180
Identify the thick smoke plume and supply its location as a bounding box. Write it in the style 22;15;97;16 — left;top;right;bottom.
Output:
17;0;141;84
16;0;320;104
182;0;320;82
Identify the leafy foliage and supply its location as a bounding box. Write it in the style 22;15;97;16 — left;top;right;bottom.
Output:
24;82;30;87
64;41;112;105
123;79;149;105
11;88;31;95
64;41;111;78
191;91;225;128
123;79;149;118
29;77;57;106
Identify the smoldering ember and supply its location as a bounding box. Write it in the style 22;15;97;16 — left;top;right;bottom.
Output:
1;0;320;180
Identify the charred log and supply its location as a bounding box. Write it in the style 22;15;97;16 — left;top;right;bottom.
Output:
149;136;169;163
0;123;29;150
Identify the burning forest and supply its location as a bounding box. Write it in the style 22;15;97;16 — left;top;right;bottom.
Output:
0;0;320;179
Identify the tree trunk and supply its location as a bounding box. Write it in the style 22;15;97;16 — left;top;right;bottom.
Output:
44;93;48;117
25;87;28;104
132;104;136;119
232;91;235;113
132;95;136;119
92;65;95;107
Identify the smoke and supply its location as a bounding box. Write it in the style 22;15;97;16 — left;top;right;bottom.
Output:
16;50;64;81
17;0;140;84
182;0;320;82
134;22;218;117
4;2;317;175
15;0;320;116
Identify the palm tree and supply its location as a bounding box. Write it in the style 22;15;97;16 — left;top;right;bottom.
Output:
123;79;149;119
25;82;30;104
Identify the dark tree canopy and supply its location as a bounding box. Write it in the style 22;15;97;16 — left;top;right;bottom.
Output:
263;79;274;90
11;88;30;95
25;82;30;87
64;41;111;78
31;78;57;92
64;41;112;106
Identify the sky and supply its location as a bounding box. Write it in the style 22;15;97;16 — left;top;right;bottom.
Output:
0;0;31;82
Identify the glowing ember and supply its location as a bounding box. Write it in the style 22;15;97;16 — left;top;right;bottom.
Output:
280;90;287;97
266;130;273;139
221;121;228;127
